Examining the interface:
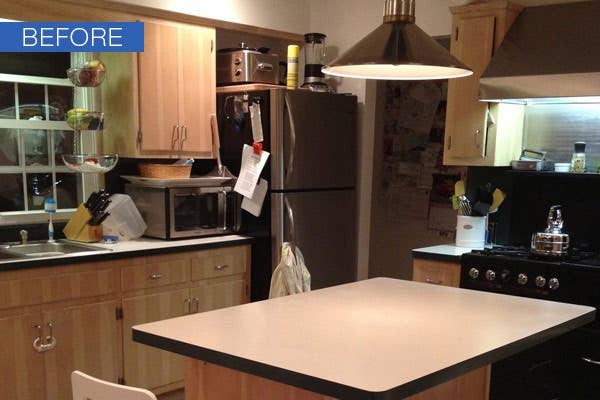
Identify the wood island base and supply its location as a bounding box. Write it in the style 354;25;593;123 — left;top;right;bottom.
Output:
183;358;490;400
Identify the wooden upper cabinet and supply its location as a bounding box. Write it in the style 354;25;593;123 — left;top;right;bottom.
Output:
138;21;216;156
103;20;216;158
443;1;524;166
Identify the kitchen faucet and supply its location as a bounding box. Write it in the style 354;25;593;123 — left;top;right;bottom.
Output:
19;229;28;245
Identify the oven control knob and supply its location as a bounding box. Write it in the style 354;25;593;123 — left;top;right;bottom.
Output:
235;69;242;77
548;278;560;290
469;268;480;279
485;270;496;281
535;276;547;288
517;273;528;285
500;269;511;282
234;58;242;66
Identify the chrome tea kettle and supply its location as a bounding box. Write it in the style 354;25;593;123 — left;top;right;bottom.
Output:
531;205;570;257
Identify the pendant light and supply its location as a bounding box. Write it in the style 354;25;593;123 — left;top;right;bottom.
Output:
322;0;473;80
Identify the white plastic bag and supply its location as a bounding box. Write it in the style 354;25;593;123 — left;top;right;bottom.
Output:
269;242;311;298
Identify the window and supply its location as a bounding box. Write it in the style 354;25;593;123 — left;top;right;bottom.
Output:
0;73;94;224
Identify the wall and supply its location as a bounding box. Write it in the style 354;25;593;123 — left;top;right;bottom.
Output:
114;0;311;34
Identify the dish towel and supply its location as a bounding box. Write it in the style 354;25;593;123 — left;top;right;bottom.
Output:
269;242;311;298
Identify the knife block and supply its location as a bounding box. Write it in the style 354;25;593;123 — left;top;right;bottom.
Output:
63;204;103;242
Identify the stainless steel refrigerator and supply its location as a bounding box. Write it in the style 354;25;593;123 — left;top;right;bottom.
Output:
217;88;357;300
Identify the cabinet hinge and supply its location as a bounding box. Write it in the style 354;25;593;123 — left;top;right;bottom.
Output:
116;307;123;320
447;136;452;150
455;27;459;42
118;377;126;385
137;129;142;144
211;39;214;53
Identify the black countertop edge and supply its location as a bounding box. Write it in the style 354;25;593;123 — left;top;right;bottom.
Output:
411;250;463;263
133;309;595;400
0;237;254;272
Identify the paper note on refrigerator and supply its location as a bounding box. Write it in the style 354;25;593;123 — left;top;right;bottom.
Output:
241;178;268;217
249;103;264;142
234;144;270;198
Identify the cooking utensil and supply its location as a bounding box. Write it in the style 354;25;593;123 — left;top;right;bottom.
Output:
457;195;472;216
206;115;236;179
489;189;506;213
454;180;466;197
531;205;570;257
216;42;280;85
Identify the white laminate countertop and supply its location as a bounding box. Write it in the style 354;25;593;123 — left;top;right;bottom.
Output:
132;278;595;400
0;235;252;267
412;244;475;260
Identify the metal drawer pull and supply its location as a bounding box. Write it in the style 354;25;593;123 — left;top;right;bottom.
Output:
582;357;600;366
33;323;57;353
214;265;229;271
192;297;200;313
425;278;443;285
184;298;191;314
148;273;166;280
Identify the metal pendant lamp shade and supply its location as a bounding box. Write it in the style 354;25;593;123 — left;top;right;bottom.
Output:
322;0;473;80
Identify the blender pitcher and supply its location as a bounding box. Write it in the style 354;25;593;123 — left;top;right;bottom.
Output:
301;33;333;92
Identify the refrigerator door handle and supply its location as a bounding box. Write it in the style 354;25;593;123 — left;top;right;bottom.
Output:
284;196;296;244
284;93;296;185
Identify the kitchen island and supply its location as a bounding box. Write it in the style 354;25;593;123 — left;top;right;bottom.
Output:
133;278;594;400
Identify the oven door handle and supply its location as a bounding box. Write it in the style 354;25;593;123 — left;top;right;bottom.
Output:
222;190;227;230
581;357;600;366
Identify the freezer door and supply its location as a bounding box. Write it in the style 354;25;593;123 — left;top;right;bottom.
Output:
271;190;357;289
271;91;357;191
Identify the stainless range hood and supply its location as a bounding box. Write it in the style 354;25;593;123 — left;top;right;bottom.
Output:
480;1;600;104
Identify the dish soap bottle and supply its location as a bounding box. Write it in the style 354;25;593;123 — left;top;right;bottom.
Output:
570;142;586;173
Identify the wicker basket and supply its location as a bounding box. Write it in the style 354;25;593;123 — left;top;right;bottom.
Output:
138;163;191;179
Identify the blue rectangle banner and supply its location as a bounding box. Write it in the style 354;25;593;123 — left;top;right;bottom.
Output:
0;22;144;52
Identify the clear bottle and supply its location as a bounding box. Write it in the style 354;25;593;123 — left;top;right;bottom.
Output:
570;142;586;173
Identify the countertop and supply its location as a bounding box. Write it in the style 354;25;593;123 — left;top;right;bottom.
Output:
0;234;253;271
412;244;475;262
132;278;595;400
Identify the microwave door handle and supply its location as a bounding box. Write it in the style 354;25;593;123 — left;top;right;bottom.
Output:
222;190;227;230
284;94;296;186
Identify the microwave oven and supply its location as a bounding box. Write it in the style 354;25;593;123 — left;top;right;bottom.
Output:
125;184;241;240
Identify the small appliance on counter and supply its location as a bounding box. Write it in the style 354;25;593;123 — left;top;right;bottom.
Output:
510;149;550;171
124;179;241;240
216;43;280;86
301;33;333;93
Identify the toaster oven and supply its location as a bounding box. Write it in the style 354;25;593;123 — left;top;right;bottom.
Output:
125;184;241;240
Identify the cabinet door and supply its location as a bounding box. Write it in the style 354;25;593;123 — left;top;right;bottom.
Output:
0;313;45;400
444;15;496;159
122;289;189;389
139;21;180;152
43;300;121;400
192;278;246;313
412;258;461;288
178;25;215;155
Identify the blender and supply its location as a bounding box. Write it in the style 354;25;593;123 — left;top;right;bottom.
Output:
301;33;332;92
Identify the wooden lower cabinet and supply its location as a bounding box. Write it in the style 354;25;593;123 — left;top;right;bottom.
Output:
413;256;490;400
0;244;251;400
43;300;121;400
123;289;189;389
0;313;46;400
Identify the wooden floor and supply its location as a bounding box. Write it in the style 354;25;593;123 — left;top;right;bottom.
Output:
158;389;184;400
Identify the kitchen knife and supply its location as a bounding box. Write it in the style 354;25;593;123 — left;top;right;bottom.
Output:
84;191;99;209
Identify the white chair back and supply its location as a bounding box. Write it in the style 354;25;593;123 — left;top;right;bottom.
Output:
71;371;157;400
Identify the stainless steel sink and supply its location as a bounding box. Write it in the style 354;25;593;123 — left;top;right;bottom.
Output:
0;240;110;258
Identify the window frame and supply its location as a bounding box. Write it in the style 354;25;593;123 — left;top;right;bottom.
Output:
0;72;99;225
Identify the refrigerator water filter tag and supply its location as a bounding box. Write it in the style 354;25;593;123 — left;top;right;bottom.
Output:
250;103;264;142
241;178;268;217
234;144;270;198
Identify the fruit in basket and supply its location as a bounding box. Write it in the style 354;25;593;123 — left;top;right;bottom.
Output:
66;60;106;87
66;109;104;130
84;59;106;71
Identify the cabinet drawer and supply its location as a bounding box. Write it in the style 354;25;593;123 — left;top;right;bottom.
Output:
412;259;461;288
191;246;248;281
0;267;119;310
122;258;189;291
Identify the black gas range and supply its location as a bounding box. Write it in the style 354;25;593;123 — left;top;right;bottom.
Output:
460;246;600;400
